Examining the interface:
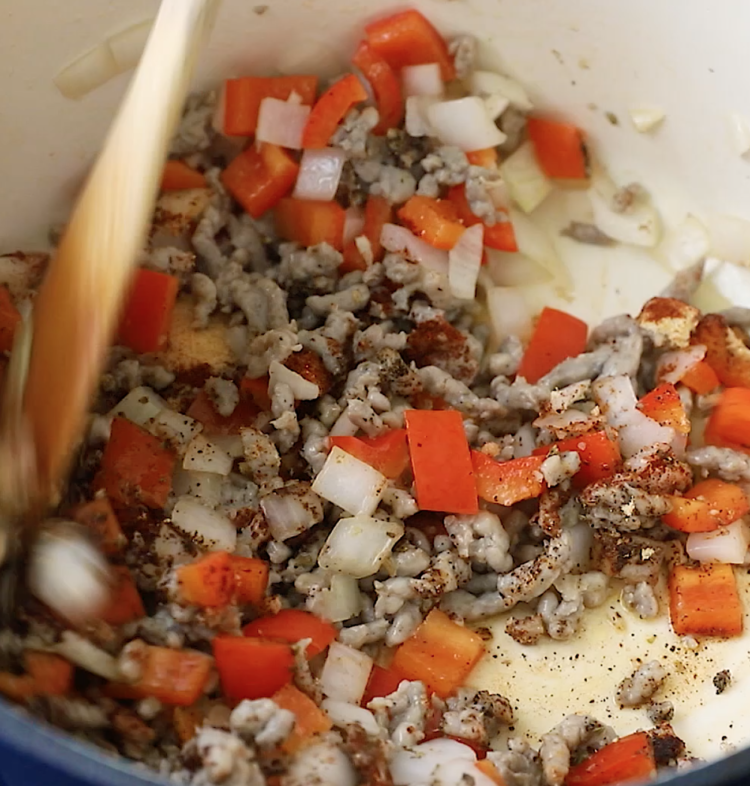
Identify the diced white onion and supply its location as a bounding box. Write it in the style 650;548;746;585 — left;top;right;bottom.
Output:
312;447;387;517
657;214;710;272
318;516;405;578
56;631;121;681
107;18;154;72
260;490;319;542
705;212;750;266
210;434;245;459
153;523;189;562
320;642;373;705
320;700;381;736
171;496;237;552
486;286;533;342
344;207;366;246
391;739;477;786
656;345;707;385
468;71;534;112
533;409;589;431
401;63;444;97
183;434;234;476
405;96;438;137
427;97;507;152
268;360;320;400
510;209;571;293
687;520;750;564
728;113;750;156
54;43;119;100
313;574;362;623
256;96;311;149
449;224;484;300
500;142;553;214
593;375;675;458
381;223;449;274
483;93;511;122
588;173;661;247
172;468;224;508
628;105;666;133
151;409;203;451
285;742;357;786
484;250;549;287
293;148;347;201
329;405;360;437
109;387;167;427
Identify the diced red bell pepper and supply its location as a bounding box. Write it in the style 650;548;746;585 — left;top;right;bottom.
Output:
272;683;333;753
222;142;299;218
517;307;589;384
527;117;588;180
213;637;295;701
98;565;146;626
398;195;466;250
161;160;207;191
472;451;547;506
242;609;336;658
405;409;478;515
391;609;484;698
638;382;690;434
365;9;456;81
329;429;410;479
301;73;368;149
96;417;175;509
341;195;393;272
223;75;318;137
663;479;750;533
0;286;20;354
680;359;720;395
447;184;518;252
704;387;750;453
361;663;405;706
533;431;621;488
669;563;743;638
117;268;179;354
565;732;656;786
239;376;273;411
352;41;404;135
71;497;125;555
135;646;213;706
466;148;499;168
24;652;74;696
275;197;346;250
176;551;235;608
230;556;270;606
187;387;260;436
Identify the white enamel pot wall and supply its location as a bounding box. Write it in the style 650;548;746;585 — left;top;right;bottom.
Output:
1;1;750;785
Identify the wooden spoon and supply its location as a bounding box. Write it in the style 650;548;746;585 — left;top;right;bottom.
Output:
15;0;219;512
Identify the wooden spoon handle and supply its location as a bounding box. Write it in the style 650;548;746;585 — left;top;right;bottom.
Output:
20;0;217;509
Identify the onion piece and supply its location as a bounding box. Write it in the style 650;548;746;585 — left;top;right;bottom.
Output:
107;18;154;72
468;71;533;112
588;173;661;247
657;214;710;272
482;93;511;122
449;224;484;300
312;574;363;623
320;642;373;705
260;487;321;542
510;209;572;294
54;43;119;100
151;409;203;451
593;375;675;458
656;345;707;385
312;447;387;517
401;63;444;97
153;524;189;563
405;96;439;137
56;631;121;681
286;741;357;786
183;434;234;476
109;387;167;427
427;97;507;152
628;105;665;133
293;148;347;201
705;212;750;266
255;97;311;150
344;207;366;246
210;434;245;459
728;113;750;157
391;739;477;786
687;520;750;564
172;468;224;508
484;250;549;287
171;496;237;552
318;516;405;578
268;360;320;400
381;223;449;274
320;700;381;736
486;286;533;342
500;143;553;214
